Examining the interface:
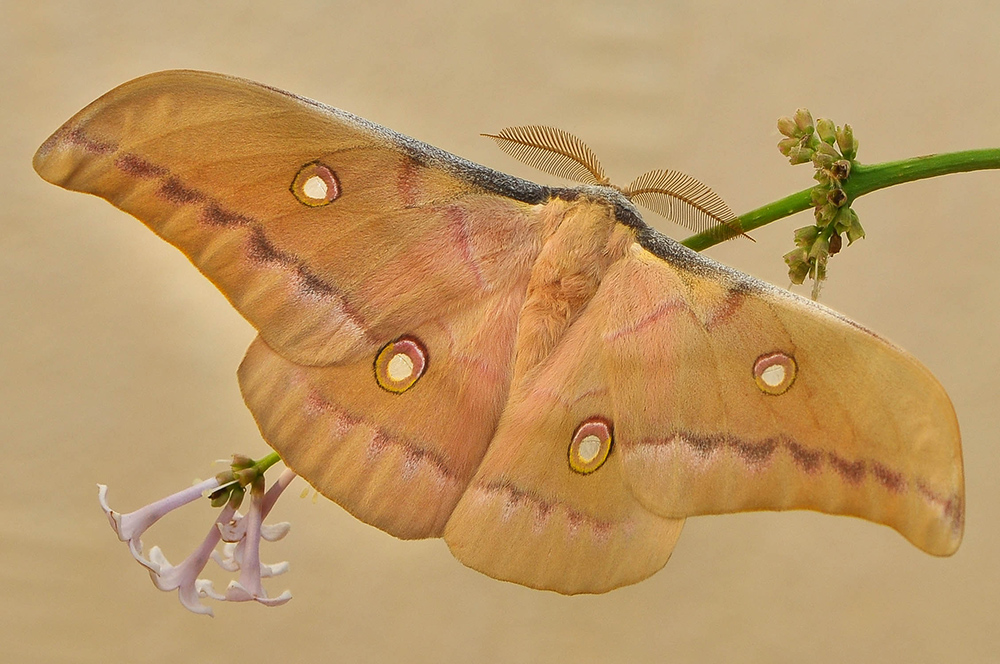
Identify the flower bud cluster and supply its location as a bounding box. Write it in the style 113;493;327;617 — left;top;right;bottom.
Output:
777;108;864;296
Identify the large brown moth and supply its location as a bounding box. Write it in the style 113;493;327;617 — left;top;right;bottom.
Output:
33;70;963;594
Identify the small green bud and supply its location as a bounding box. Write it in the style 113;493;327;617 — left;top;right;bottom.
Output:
214;469;236;486
828;231;843;255
777;116;799;138
228;485;245;511
837;124;858;160
788;145;814;165
784;247;811;285
235;466;258;486
784;246;808;265
815;142;840;160
830;159;851;180
811;186;830;207
809;234;830;260
210;486;232;508
777;136;799;156
814;254;828;286
832;205;853;233
816;118;837;145
794;108;814;135
813;170;831;185
251;475;266;494
230;454;254;470
794;225;820;247
812;150;835;169
827;187;848;207
788;263;811;285
817;204;839;225
846;209;865;244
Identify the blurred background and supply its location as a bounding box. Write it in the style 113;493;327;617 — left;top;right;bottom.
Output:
2;1;998;662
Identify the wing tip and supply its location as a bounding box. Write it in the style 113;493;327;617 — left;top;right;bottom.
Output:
31;69;246;189
912;491;964;557
33;124;82;188
32;134;58;182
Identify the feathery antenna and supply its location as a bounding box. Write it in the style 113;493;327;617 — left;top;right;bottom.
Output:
482;126;608;186
625;169;748;241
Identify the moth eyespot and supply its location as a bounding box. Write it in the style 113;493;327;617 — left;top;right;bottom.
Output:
291;161;340;207
375;337;427;393
754;352;797;395
569;418;613;474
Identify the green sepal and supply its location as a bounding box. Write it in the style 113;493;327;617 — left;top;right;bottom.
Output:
777;116;798;138
784;247;811;285
793;224;820;247
837;124;858;160
794;108;815;134
816;118;837;145
846;208;865;243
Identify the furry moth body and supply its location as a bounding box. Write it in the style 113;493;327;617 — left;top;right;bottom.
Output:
34;70;963;593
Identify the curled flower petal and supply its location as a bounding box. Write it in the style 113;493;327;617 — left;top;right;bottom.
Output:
211;526;289;577
217;513;245;543
98;478;222;573
196;578;225;602
211;542;240;572
225;581;293;607
261;521;292;542
260;560;290;578
146;503;237;616
218;514;291;543
149;547;213;616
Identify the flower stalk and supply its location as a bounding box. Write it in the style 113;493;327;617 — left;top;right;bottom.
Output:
683;147;1000;252
681;122;1000;291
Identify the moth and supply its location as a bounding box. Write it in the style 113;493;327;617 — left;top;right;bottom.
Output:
33;70;963;594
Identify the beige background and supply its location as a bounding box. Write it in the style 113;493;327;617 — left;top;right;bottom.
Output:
3;1;998;662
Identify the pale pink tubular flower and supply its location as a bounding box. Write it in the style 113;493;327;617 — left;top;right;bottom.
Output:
213;468;296;577
223;469;296;606
98;478;223;572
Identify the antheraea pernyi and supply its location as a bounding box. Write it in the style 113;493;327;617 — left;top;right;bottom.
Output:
33;70;963;593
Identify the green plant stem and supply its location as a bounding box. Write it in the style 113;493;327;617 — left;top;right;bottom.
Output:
255;452;282;475
681;148;1000;252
